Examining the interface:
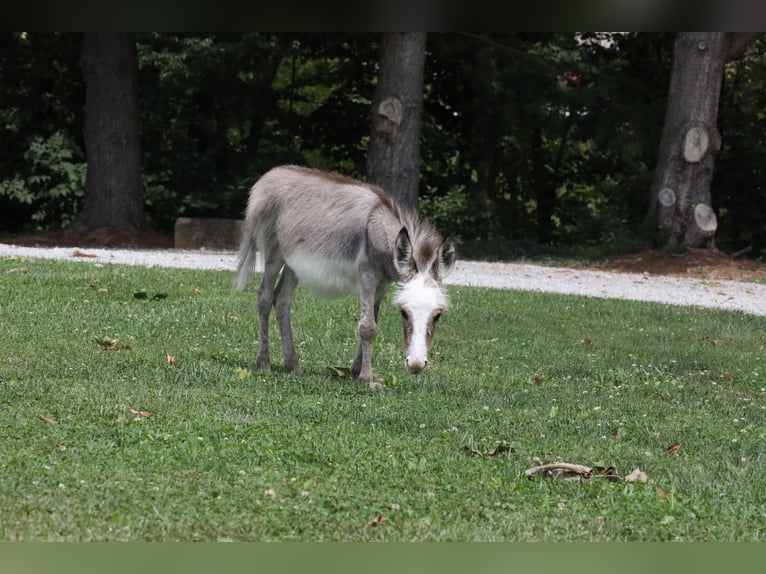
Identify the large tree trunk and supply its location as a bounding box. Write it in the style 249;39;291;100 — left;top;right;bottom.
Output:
649;32;761;249
71;33;146;232
366;33;427;210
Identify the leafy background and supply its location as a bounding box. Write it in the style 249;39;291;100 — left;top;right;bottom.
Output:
2;33;766;256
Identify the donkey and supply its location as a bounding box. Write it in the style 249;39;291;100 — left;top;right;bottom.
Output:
235;165;455;388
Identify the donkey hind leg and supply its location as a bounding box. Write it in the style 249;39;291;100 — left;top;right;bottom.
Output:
255;255;284;371
273;265;303;375
351;277;388;388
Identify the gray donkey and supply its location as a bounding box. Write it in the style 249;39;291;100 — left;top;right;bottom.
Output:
235;165;455;388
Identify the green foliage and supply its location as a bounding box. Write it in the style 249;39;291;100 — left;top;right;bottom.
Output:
0;32;84;233
0;131;85;228
716;38;766;256
2;258;766;540
136;33;293;231
1;32;765;256
421;33;673;249
419;184;483;242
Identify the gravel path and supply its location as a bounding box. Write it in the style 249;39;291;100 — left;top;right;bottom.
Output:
2;242;765;318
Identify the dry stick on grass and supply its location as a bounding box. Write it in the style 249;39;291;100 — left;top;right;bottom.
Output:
524;462;595;481
524;458;628;482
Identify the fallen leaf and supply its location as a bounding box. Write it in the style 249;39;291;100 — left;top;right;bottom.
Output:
264;489;277;498
94;336;132;351
226;311;237;320
193;288;202;295
167;353;178;367
486;440;512;457
94;336;120;349
234;367;249;379
55;443;67;451
71;250;97;258
39;416;57;424
129;408;152;417
463;440;513;458
326;365;352;377
625;467;648;483
534;376;543;385
364;515;387;528
656;485;668;499
581;338;593;345
666;442;681;454
463;446;484;457
388;503;401;511
134;291;167;301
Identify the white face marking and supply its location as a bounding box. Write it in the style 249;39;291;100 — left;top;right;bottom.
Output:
393;275;449;373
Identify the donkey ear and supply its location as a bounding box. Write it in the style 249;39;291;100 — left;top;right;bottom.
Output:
436;237;456;279
394;227;414;279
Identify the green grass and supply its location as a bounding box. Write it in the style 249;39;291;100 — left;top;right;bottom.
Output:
1;256;765;541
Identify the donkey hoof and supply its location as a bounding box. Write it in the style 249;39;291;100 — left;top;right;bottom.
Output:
287;364;304;375
355;376;384;390
256;358;271;371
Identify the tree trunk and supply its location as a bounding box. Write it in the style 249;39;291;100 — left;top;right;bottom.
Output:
71;33;146;232
649;32;760;249
366;33;427;210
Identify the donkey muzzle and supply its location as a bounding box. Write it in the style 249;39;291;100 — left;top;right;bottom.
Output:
405;356;428;374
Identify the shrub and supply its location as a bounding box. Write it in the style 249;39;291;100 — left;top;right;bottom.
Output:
0;131;85;230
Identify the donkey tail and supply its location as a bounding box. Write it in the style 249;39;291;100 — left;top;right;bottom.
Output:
234;236;257;291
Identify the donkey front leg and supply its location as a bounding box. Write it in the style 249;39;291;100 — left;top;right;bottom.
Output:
351;275;386;388
273;265;303;375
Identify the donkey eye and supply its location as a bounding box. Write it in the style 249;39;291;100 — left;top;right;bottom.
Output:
400;309;408;320
433;312;442;322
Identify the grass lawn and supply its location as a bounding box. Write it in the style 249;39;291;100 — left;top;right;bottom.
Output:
1;256;765;541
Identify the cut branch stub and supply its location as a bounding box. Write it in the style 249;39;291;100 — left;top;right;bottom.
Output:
694;203;718;232
373;96;403;143
683;126;710;163
377;97;402;125
658;187;676;207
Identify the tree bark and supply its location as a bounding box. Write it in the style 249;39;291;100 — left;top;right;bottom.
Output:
649;32;761;249
366;33;427;210
71;33;146;232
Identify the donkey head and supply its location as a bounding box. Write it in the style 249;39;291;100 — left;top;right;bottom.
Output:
392;228;456;374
